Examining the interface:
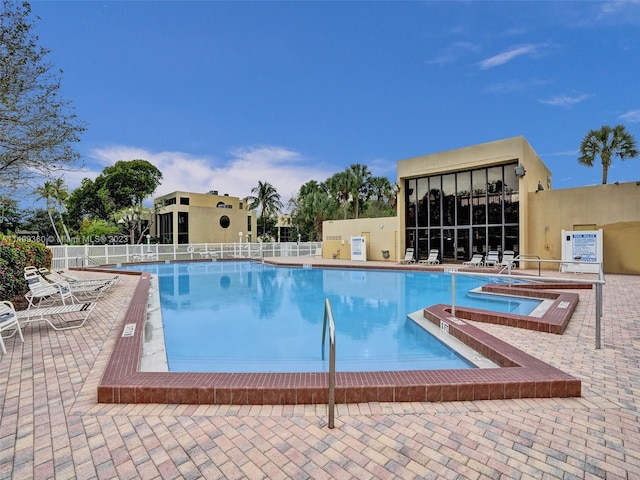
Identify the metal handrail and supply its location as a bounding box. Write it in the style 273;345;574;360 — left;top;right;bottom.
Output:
74;255;100;268
449;269;605;349
321;298;336;429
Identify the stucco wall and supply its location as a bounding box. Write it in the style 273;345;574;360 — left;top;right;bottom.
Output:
527;182;640;274
322;217;399;261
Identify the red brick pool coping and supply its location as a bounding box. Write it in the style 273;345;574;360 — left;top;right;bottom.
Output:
96;261;583;405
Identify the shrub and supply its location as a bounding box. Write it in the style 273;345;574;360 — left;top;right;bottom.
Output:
0;234;52;301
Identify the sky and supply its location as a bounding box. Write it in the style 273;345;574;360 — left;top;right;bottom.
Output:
26;0;640;210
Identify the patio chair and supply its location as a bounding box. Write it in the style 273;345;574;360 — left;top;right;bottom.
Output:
24;271;75;308
36;268;117;289
400;248;415;264
49;268;119;285
16;301;96;331
0;301;24;355
419;249;440;265
462;254;484;267
500;250;516;268
484;250;500;267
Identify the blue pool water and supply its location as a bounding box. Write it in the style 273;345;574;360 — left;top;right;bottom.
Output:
117;262;539;373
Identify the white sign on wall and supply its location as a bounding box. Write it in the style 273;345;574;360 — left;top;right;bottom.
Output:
561;229;602;273
350;236;367;262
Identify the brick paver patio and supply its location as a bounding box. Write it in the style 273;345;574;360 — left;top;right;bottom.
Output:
1;260;639;479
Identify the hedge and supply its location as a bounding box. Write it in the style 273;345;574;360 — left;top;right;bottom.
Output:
0;235;52;301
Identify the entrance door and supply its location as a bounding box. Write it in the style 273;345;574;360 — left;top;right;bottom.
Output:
442;228;455;262
456;228;470;261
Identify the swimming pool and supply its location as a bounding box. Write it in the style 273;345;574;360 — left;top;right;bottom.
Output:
117;261;540;373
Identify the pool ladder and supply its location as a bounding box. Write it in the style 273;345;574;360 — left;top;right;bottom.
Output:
321;298;336;429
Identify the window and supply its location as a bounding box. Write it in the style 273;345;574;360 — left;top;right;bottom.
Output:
180;197;190;205
164;197;176;206
217;201;226;208
220;215;230;228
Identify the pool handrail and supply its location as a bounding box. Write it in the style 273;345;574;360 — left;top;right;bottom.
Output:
322;298;336;429
449;269;605;349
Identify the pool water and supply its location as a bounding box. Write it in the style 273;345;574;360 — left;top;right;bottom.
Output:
117;262;539;373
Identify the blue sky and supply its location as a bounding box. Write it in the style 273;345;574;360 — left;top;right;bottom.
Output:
29;1;640;209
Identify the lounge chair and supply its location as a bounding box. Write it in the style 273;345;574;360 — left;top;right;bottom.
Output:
484;251;500;267
0;301;24;355
500;250;516;268
400;248;415;264
16;301;96;331
314;247;322;258
462;254;484;267
51;269;119;285
24;271;75;308
419;249;440;265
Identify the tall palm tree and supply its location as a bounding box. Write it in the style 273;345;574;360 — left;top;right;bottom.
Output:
325;171;353;219
247;181;283;240
33;181;62;244
348;163;371;219
50;177;72;243
578;125;638;184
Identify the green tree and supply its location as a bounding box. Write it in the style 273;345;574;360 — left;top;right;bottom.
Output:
289;180;337;241
50;177;71;242
325;171;353;220
66;159;162;226
0;196;19;233
78;218;121;244
578;125;638;184
347;163;371;219
33;181;61;244
247;181;283;240
0;1;85;191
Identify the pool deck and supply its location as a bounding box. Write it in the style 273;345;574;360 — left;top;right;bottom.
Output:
2;258;639;478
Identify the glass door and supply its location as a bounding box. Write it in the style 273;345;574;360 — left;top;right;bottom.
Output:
456;228;470;262
442;228;455;262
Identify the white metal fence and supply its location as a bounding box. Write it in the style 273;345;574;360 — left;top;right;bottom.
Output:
49;242;322;270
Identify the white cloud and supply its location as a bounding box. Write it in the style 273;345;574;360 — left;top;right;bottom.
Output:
620;109;640;122
427;41;480;66
477;44;538;69
85;144;334;211
538;94;591;107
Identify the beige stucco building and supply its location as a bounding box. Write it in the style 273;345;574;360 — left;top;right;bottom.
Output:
323;136;640;274
152;191;257;244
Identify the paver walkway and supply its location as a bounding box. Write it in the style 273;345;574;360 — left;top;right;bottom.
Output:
1;263;639;479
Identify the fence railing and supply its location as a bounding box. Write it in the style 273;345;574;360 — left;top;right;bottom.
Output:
49;242;322;270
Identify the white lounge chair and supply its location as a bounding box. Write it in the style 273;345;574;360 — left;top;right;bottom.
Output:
484;251;500;267
419;249;440;265
24;271;75;308
49;268;119;285
463;254;484;267
500;250;516;268
16;301;96;331
400;248;415;264
0;301;24;355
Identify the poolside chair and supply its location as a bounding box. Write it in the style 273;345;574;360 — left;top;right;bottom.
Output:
462;254;484;267
400;248;415;264
24;271;75;308
484;251;500;267
16;301;96;331
38;268;118;296
0;301;24;355
500;250;516;268
51;269;119;285
419;249;440;265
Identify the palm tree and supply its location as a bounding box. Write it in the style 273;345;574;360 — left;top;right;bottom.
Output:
247;181;283;240
33;181;62;244
325;171;353;219
50;177;72;243
578;125;638;184
348;163;371;219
